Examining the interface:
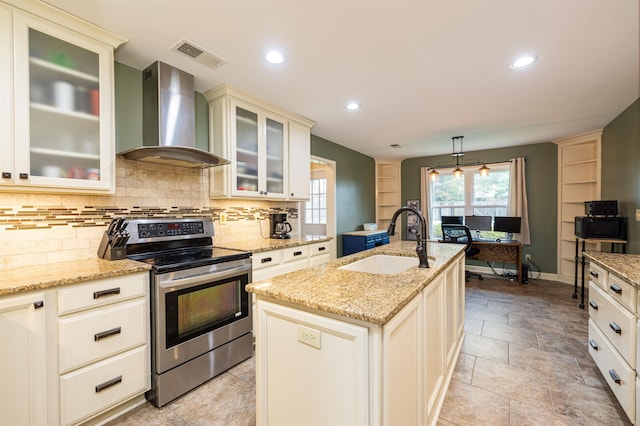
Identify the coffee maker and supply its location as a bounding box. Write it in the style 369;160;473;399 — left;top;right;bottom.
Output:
270;213;292;239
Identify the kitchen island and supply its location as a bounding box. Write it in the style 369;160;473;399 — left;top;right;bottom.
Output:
247;240;466;426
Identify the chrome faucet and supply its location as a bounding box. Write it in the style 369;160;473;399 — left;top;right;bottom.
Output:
387;206;430;268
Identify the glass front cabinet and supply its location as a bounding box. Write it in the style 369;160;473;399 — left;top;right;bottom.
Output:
206;84;315;200
0;2;125;193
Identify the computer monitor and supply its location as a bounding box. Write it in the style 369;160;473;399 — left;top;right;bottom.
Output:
441;215;463;225
464;215;492;231
494;216;522;237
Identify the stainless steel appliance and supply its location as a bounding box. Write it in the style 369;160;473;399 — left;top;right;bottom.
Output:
125;217;253;407
270;213;292;239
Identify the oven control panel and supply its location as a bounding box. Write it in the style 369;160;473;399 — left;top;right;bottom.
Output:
137;221;205;238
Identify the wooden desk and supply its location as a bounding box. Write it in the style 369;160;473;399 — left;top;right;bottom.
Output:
467;240;523;284
574;236;627;309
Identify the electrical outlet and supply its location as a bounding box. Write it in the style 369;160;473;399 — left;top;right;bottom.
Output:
636;208;640;221
219;213;226;223
254;212;261;220
525;254;531;261
297;325;321;349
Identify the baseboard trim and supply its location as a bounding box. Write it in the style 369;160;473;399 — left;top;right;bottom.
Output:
466;264;574;285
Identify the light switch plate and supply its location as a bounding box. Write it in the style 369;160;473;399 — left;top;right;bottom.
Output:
636;209;640;221
297;325;321;349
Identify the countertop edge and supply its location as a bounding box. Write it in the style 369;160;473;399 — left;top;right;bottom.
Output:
583;251;640;288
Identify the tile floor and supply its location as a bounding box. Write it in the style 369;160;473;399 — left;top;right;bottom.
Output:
108;276;632;425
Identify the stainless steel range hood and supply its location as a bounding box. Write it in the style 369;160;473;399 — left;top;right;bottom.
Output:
119;61;230;168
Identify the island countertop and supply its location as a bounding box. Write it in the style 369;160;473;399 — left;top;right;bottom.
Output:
247;241;465;325
583;251;640;288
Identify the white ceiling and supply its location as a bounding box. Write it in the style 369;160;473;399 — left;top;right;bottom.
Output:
44;0;639;159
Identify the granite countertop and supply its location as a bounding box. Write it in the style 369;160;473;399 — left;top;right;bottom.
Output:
583;251;640;288
215;235;332;253
0;258;151;296
247;240;465;325
343;230;388;236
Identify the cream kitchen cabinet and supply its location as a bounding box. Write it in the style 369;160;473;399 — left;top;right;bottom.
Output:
0;0;125;193
0;291;48;426
205;84;315;200
254;252;465;425
55;273;150;426
588;263;637;422
252;243;333;282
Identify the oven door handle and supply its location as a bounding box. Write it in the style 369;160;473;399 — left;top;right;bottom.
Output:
158;264;251;289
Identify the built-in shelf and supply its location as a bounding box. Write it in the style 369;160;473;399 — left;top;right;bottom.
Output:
375;160;401;242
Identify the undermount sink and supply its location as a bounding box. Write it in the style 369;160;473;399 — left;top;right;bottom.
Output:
339;254;423;275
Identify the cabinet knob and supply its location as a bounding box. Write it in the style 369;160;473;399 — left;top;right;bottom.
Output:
291;193;294;197
1;172;10;179
19;173;29;179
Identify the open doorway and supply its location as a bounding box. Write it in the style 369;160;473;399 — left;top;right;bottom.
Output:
300;156;337;259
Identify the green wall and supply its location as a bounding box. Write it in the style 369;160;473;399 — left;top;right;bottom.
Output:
114;62;209;152
311;134;376;257
401;142;558;273
602;98;640;253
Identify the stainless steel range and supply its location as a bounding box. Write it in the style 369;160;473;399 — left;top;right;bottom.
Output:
125;217;253;407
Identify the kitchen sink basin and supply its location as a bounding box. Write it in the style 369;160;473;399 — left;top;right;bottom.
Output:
339;254;422;275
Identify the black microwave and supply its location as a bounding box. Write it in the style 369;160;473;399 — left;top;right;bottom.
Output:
575;216;627;240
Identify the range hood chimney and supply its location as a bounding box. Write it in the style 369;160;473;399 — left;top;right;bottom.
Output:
119;61;230;168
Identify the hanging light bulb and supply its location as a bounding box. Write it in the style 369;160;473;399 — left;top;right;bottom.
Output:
429;168;439;181
453;165;463;178
478;164;490;177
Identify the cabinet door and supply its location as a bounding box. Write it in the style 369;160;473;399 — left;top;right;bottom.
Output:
288;120;310;200
232;101;260;196
263;112;287;198
12;12;114;192
423;275;445;424
0;6;13;186
0;292;47;426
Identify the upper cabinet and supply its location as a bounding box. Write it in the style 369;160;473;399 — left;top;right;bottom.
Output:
205;84;315;200
0;0;125;193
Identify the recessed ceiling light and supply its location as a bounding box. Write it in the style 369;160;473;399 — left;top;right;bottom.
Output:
346;102;361;110
509;55;537;69
265;51;285;64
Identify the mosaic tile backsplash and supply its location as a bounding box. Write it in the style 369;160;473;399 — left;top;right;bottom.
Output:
0;158;298;268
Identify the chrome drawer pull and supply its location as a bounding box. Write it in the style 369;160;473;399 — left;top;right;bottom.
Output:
33;300;44;309
609;369;621;384
293;251;303;256
610;284;622;295
589;300;598;310
609;322;622;334
589;270;599;278
94;327;122;341
95;375;122;393
261;257;272;264
589;339;598;350
93;287;121;299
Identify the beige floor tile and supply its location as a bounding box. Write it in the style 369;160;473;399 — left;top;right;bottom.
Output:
439;379;510;426
481;320;540;348
471;357;552;409
462;333;509;364
508;341;585;385
509;399;575;426
452;352;476;384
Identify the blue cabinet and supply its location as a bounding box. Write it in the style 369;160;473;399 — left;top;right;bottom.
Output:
343;231;389;256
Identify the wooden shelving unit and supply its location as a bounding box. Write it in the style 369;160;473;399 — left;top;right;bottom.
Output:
554;130;602;282
375;159;401;242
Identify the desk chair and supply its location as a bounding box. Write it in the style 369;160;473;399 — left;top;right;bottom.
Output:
441;224;483;281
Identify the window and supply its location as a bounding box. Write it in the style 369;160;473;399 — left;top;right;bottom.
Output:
305;178;327;224
429;163;510;238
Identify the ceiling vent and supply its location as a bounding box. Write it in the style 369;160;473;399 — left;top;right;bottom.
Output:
171;39;227;69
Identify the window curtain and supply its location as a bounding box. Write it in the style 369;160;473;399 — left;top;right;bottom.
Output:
420;167;431;240
509;157;531;244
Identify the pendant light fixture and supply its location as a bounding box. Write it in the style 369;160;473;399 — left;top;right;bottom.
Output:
452;136;464;179
428;135;491;180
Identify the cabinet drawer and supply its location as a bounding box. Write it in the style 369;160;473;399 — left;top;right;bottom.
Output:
57;273;147;315
252;250;282;271
607;273;636;314
283;245;309;263
310;253;331;267
588;320;635;420
589;283;636;368
309;242;330;257
58;298;147;373
60;345;149;426
588;262;608;290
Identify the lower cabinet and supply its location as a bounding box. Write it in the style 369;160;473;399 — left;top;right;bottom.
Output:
0;291;48;426
255;253;464;425
0;272;150;426
252;242;332;282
